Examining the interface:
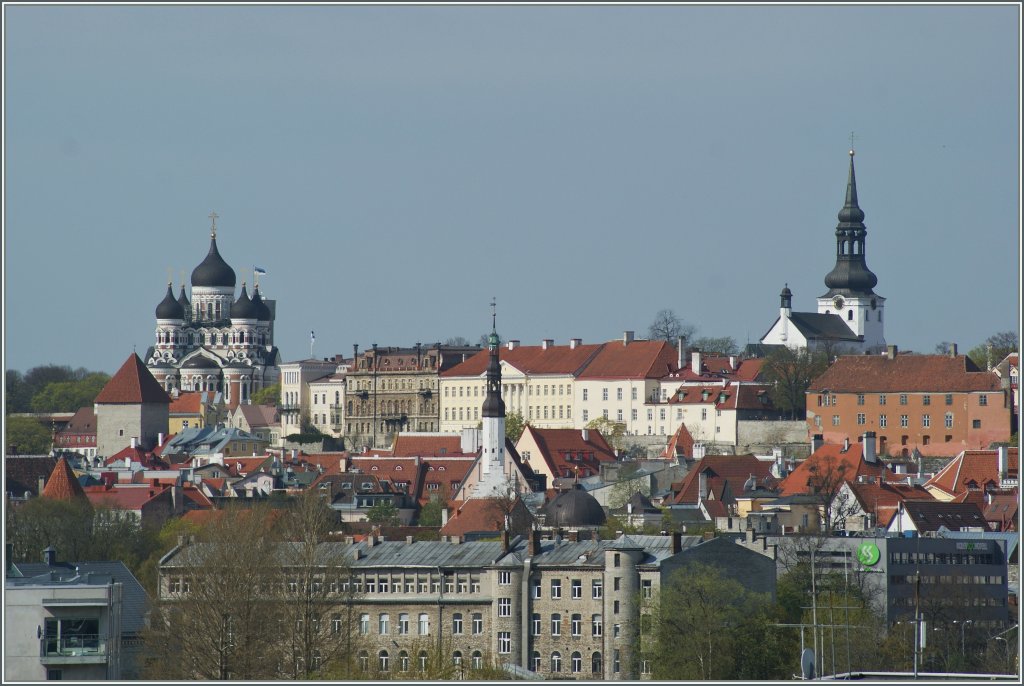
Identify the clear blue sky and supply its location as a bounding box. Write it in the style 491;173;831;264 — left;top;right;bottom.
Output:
3;4;1020;374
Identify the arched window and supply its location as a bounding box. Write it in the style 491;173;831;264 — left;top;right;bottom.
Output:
452;651;462;668
847;310;854;321
378;650;389;672
592;652;602;674
551;652;562;673
471;651;483;670
398;651;410;672
571;652;582;673
531;651;542;672
418;650;429;671
357;651;368;672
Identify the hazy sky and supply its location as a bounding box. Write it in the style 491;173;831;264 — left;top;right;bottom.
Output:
3;3;1020;374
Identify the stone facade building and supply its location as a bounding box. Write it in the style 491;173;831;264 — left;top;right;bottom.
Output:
94;354;170;457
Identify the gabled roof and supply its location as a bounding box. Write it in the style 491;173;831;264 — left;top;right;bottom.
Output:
237;403;279;427
168;392;203;415
669;454;775;505
845;479;935;527
60;406;96;433
899;500;989;532
521;426;616;480
41;457;87;500
778;443;893;496
95;354;171;404
391;434;470;457
983;494;1018;532
661;423;695;459
85;484;168;512
440;497;531;536
787;312;861;341
809;354;1001;393
576;339;678;379
925;448;1019;499
662;356;765;384
440;343;603;378
667;382;776;411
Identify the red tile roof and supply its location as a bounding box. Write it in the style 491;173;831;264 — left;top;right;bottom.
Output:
63;406;96;432
925;448;1019;499
169;392;203;415
983;493;1018;532
237;403;278;427
670;454;775;505
85;485;167;511
41;457;87;500
95;354;171;404
666;382;775;411
778;443;894;497
392;434;470;457
439;497;524;536
576;340;678;379
440;343;603;377
661;423;695;459
808;354;1001;393
846;479;935;527
522;426;616;479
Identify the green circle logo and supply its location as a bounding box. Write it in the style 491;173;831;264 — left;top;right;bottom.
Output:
856;542;880;566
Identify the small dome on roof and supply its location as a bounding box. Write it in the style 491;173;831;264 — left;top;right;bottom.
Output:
542;484;606;528
231;283;258;320
251;285;272;321
155;283;185;320
191;236;236;288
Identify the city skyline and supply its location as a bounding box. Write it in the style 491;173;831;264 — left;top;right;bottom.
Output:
4;3;1021;374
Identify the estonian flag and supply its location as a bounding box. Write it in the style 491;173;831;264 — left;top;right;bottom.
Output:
254;266;267;275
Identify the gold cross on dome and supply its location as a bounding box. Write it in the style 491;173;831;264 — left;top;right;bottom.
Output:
209;211;219;238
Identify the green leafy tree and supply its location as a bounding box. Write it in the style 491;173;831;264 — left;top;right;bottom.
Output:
5;369;32;413
585;416;626;451
4;415;54;454
366;500;400;526
504;410;527;443
249;383;280;407
762;346;829;420
651;562;772;679
30;373;110;413
607;462;651;510
967;331;1018;370
417;498;443;527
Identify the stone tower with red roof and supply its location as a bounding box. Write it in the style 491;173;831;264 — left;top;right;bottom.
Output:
95;353;171;457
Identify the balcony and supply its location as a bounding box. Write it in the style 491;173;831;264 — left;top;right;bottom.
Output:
40;635;109;664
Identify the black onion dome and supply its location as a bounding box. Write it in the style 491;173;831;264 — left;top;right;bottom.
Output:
191;236;236;288
155;283;185;319
177;284;190;311
231;283;258;319
542;485;606;528
251;285;272;321
780;285;792;298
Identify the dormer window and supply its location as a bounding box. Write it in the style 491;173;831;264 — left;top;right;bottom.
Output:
438;466;445;472
395;465;403;471
371;466;378;471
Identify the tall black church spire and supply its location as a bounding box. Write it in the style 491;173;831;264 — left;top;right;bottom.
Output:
823;150;878;296
482;300;505;418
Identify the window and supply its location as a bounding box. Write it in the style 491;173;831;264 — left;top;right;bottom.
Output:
923;395;931;406
379;613;389;635
360;613;370;635
582;410;589;422
532;581;541;599
418;613;429;635
900;415;909;428
632;387;638;400
498;570;511;585
945;394;953;406
879;414;887;428
592;652;603;674
571;651;583;673
551;652;562;673
857;413;866;425
832;415;840;426
399;651;410;672
617;409;623;422
398;613;409;635
617;388;623;401
973;419;982;429
592;614;603;636
498;632;511;654
551;613;562;636
922;414;931;428
979;394;988;406
900;394;908;405
379;650;390;672
571;613;582;636
452;651;462;670
613;577;621;591
419;651;429;671
572;579;582;599
452;613;463;634
613;649;621;673
641;658;652;675
641;579;653;599
857;394;865;405
498;598;511;617
472;613;483;635
532;613;542;636
551;579;562;599
632;408;638;421
592;579;603;599
332;614;342;634
582;389;588;401
358;651;369;672
879;394;887;405
614;600;620;614
614;553;621;567
602;388;609;401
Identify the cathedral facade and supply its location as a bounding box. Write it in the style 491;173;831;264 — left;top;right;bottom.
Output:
146;215;281;410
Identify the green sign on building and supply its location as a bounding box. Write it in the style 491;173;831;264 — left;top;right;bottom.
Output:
856;542;880;567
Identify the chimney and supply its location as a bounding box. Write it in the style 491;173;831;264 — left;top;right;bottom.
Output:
581;428;590;443
367;535;376;547
623;331;634;345
843;437;850;452
541;339;554;350
862;432;877;464
43;546;57;566
677;336;687;369
441;507;449;526
158;432;165;446
501;530;510;552
702;530;715;541
131;437;138;449
339;456;347;473
671;531;682;555
887;345;898;360
997;446;1009;480
949;343;958;357
569;338;582;350
691;349;702;374
406;535;414;544
811;434;824;453
37;476;46;496
568;530;579;543
507;340;519;351
529;529;541;556
698;471;708;503
729;355;738;370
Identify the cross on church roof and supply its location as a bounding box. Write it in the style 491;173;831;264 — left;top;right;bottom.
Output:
849;131;857;156
209;210;219;238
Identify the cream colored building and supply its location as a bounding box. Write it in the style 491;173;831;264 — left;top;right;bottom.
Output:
279;358;343;439
308;371;348;438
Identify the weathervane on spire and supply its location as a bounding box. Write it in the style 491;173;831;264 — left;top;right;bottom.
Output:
849;131;857;156
490;297;497;332
208;210;219;238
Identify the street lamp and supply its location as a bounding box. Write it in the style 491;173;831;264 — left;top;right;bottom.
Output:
955;619;973;658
